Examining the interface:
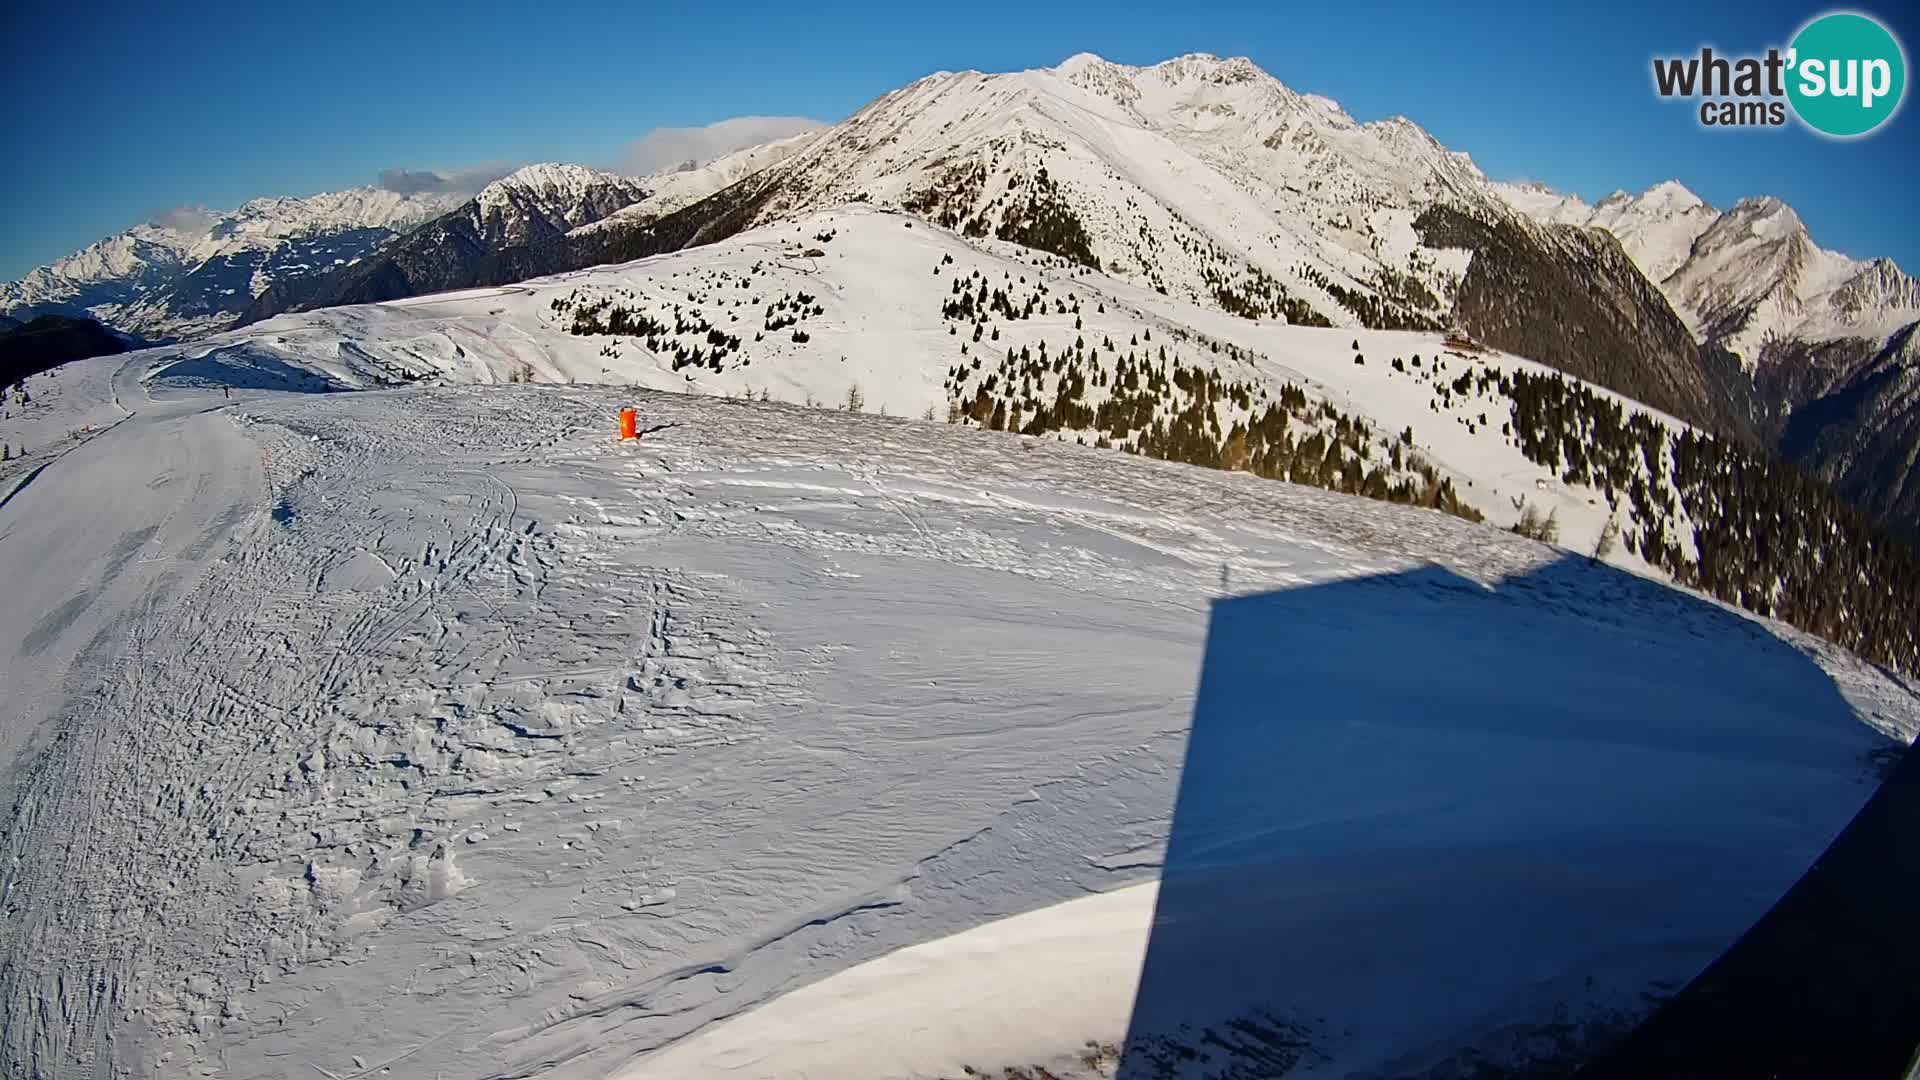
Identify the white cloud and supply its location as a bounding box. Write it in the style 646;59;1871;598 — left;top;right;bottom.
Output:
373;163;514;196
149;205;219;234
613;116;825;176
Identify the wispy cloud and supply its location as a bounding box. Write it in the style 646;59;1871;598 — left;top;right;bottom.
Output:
149;205;219;233
613;116;825;176
373;163;514;196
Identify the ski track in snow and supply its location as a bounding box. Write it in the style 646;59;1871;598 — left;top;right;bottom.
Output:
0;359;1915;1080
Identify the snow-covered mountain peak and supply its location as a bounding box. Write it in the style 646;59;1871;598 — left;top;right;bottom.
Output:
1053;51;1117;77
1573;181;1721;283
1646;191;1919;360
1146;52;1264;85
1639;179;1707;212
206;187;458;254
465;164;651;243
1046;50;1331;133
478;163;634;206
1050;53;1144;106
1689;198;1811;267
1589;180;1707;218
1829;256;1920;318
1722;195;1803;238
1491;181;1593;224
1052;51;1260;85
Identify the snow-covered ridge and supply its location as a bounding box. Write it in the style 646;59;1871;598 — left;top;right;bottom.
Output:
570;131;828;239
456;163;653;248
477;163;641;213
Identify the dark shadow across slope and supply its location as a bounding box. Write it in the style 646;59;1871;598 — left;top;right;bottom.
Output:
1577;734;1920;1080
1117;554;1900;1078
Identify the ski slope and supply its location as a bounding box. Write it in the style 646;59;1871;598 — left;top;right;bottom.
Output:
0;344;1914;1078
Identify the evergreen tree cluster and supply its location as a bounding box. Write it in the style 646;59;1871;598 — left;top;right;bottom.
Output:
937;326;1480;524
550;273;796;375
993;167;1099;271
1170;228;1330;326
1503;368;1920;673
1295;263;1442;331
940;265;1077;324
1204;259;1333;327
902;159;991;232
762;291;822;333
1370;265;1442;315
925;254;1476;521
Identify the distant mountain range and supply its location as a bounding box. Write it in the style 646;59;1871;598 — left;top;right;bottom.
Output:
6;53;1916;534
0;188;466;341
240;164;653;319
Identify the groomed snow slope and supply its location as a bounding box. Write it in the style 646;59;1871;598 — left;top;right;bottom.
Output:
0;348;1914;1079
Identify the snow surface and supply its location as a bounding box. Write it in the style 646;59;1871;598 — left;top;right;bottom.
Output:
1;327;1915;1078
624;882;1158;1079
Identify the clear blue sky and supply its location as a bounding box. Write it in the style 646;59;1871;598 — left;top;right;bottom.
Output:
3;0;1915;280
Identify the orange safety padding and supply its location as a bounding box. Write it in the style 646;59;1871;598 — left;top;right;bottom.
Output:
619;408;638;440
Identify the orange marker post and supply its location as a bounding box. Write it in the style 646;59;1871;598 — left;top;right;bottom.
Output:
618;408;638;441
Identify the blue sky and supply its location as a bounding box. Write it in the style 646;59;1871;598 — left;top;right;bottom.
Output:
3;0;1915;280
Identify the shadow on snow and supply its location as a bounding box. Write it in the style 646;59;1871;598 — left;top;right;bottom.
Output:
1118;553;1915;1079
146;346;345;395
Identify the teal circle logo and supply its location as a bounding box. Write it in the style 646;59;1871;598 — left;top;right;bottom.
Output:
1787;12;1907;137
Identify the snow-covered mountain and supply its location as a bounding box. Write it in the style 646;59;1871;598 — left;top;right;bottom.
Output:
719;51;1496;325
1496;180;1920;363
12;51;1919;530
241;163;653;319
1498;180;1719;284
0;188;464;340
465;163;652;246
257;51;1590;338
244;53;1741;454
